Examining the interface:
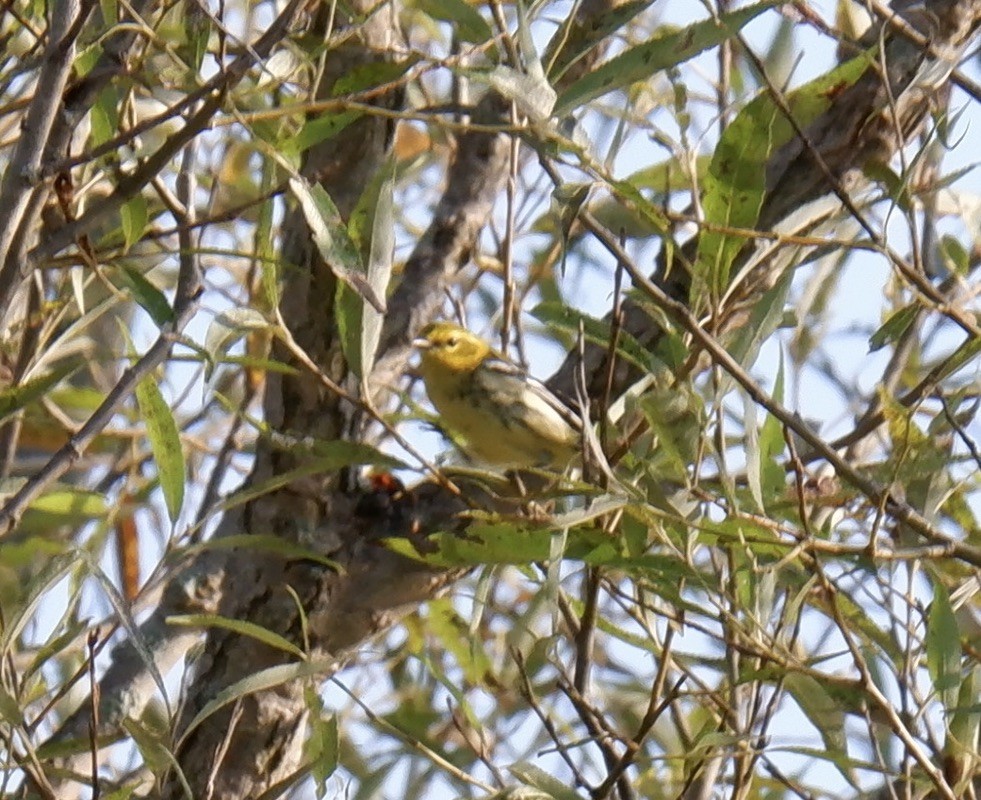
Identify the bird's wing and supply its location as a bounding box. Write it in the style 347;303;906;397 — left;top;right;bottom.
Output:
473;357;582;439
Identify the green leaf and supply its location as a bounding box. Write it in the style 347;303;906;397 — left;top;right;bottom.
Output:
167;614;306;659
939;234;970;276
332;55;422;96
0;686;22;726
90;87;119;147
509;762;585;800
26;487;107;521
182;4;209;74
694;47;874;298
555;2;782;114
386;520;612;568
284;111;362;157
744;396;765;512
546;0;651;82
427;598;494;686
333;283;361;378
135;375;185;523
99;0;117;25
362;162;395;379
386;523;556;567
255;167;280;309
605;176;671;238
289;178;375;301
945;667;980;794
176;660;332;751
185;534;342;572
822;587;901;661
410;0;492;43
114;265;175;327
624;156;712;195
121;717;173;775
724;267;794;375
927;581;961;708
868;304;918;352
70;264;85;314
783;673;848;754
288;177;386;378
120;194;148;252
202;307;271;381
344;158;397;379
100;786;140;800
25;615;88;681
306;699;339;791
0;360;81;422
756;352;786;506
530;302;654;372
0;553;81;686
83;555;175;725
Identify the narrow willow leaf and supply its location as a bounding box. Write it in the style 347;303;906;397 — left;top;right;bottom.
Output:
284;111;361;156
307;703;339;790
427;599;493;686
288;177;384;312
411;0;491;42
135;375;185;523
758;352;787;501
255;166;280;309
120;194;148;252
555;2;781;114
927;581;961;708
546;0;651;82
70;265;85;314
0;360;80;422
115;265;175;327
122;717;173;775
724;268;793;379
27;488;107;521
362;163;395;379
509;762;583;800
530;302;654;371
0;552;78;655
90;86;118;146
386;521;611;568
331;55;421;96
869;304;918;352
385;523;556;567
0;687;22;725
783;673;848;755
945;667;980;794
176;660;331;750
167;614;306;659
744;395;764;512
185;534;342;572
202;307;271;381
182;3;209;73
695;48;874;297
83;554;174;721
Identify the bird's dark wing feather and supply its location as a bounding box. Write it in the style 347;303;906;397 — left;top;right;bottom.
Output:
473;357;582;435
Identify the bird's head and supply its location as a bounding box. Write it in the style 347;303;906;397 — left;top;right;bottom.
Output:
413;322;492;374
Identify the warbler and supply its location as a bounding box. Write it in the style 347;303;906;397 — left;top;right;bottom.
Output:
413;322;581;469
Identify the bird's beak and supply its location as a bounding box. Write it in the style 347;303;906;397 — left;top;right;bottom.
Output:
412;337;431;350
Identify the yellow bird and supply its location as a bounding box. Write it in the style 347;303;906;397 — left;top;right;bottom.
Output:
413;322;581;469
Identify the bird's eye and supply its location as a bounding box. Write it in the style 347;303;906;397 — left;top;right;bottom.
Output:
447;336;458;347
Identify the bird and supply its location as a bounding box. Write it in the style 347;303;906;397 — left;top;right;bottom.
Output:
413;321;581;470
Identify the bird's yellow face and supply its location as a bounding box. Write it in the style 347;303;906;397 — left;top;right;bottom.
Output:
414;322;491;374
